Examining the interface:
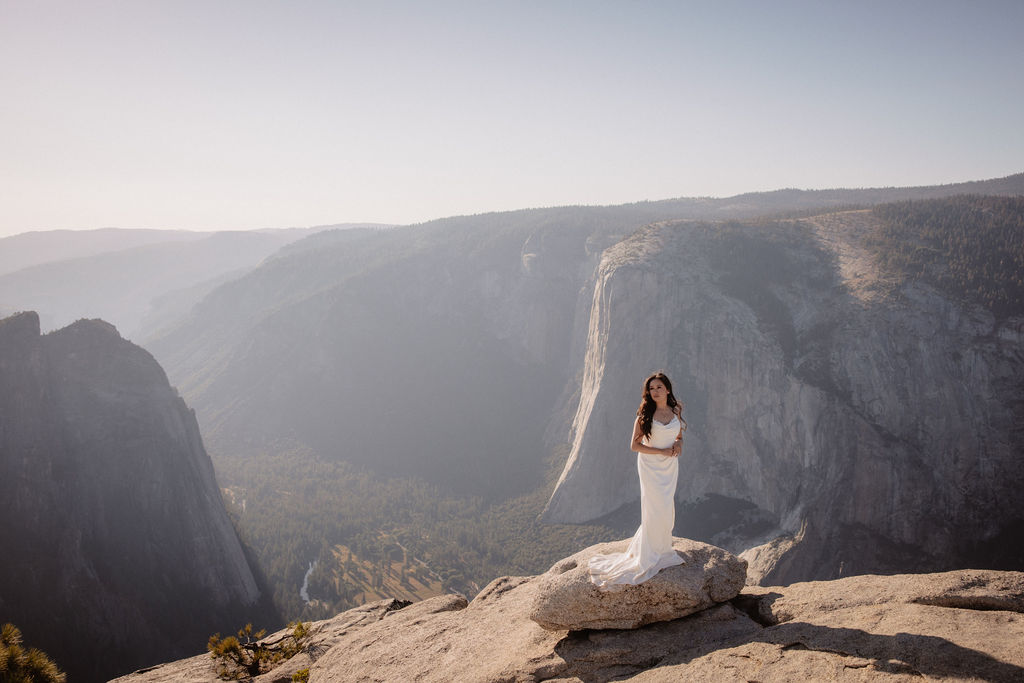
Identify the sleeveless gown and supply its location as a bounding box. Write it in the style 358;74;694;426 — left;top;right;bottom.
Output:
588;415;685;588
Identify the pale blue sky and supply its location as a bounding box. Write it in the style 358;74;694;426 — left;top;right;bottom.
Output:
1;0;1021;236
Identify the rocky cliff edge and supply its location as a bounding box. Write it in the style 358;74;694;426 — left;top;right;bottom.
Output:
115;560;1024;682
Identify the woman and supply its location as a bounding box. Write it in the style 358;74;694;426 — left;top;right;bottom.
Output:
588;372;687;588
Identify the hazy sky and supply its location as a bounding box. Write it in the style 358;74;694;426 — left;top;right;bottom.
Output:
2;1;1022;236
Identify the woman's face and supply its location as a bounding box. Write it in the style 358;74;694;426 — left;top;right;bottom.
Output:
648;379;668;403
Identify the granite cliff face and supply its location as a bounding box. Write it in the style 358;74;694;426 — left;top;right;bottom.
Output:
542;212;1024;583
0;312;270;682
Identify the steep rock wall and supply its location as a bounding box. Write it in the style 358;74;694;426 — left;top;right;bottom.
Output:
543;217;1024;583
0;312;268;681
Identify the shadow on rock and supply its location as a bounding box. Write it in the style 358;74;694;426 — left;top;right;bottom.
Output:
553;605;1024;682
759;622;1024;681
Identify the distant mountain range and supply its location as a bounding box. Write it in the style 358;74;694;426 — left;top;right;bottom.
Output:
0;224;387;339
3;175;1021;342
0;228;210;276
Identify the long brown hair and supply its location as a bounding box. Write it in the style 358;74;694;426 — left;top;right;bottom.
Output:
637;372;681;440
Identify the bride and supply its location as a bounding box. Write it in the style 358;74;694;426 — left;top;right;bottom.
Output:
588;372;687;588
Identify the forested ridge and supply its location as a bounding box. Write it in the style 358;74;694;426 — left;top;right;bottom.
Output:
868;195;1024;317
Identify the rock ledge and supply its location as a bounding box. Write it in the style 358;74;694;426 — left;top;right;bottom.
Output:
115;568;1024;683
530;537;747;630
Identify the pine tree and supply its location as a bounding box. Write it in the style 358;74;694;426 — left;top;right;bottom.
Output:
0;623;66;683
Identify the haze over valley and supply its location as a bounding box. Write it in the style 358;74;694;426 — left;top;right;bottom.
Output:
2;174;1024;679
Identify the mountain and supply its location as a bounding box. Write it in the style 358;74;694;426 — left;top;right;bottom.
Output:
114;565;1024;682
0;224;384;278
145;176;1024;500
542;200;1024;583
0;227;351;339
143;210;664;499
676;171;1024;218
0;312;274;682
0;228;209;277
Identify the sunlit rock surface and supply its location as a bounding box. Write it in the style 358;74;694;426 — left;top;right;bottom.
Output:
114;568;1024;682
529;537;746;630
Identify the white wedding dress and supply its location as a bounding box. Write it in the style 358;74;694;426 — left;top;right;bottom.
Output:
588;415;684;588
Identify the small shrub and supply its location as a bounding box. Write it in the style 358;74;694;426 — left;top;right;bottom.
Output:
208;621;311;680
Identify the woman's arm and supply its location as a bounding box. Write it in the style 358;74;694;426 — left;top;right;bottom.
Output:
631;417;676;456
674;403;687;435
